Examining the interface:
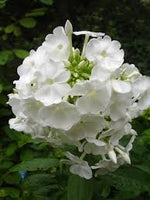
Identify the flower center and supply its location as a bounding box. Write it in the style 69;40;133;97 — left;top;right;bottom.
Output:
66;49;94;87
57;44;63;50
88;90;96;98
101;50;107;58
46;79;53;85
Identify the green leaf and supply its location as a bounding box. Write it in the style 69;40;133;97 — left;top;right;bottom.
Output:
0;161;14;170
134;164;150;175
4;126;32;147
114;190;140;200
3;172;20;185
40;0;53;6
23;173;56;189
0;50;13;66
13;26;21;36
102;166;150;193
6;143;17;157
19;18;37;28
67;174;94;200
0;187;20;198
14;49;29;59
20;149;34;161
4;24;14;33
9;158;59;172
32;194;51;200
33;184;59;196
17;136;32;148
0;0;7;9
101;184;111;198
25;8;48;17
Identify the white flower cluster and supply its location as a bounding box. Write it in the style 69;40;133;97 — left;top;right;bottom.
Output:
8;21;150;179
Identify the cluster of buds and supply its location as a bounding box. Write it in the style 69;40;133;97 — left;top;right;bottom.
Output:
8;21;150;179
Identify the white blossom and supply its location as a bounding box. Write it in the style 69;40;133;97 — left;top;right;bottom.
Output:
85;35;124;71
65;152;92;179
39;101;80;130
8;20;150;179
42;26;70;62
84;139;107;155
70;80;111;114
66;114;105;140
34;59;71;106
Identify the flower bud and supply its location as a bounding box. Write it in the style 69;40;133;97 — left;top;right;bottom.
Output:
108;149;117;164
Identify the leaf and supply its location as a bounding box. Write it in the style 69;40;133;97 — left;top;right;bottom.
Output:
23;173;56;189
0;161;14;170
4;126;32;147
13;26;21;36
4;24;14;33
19;17;37;28
32;194;51;200
67;174;94;200
9;158;59;172
3;172;20;185
40;0;53;6
25;8;48;17
114;190;140;200
14;49;29;59
0;0;7;9
0;187;20;198
101;184;111;198
102;166;150;193
17;137;32;148
134;164;150;175
6;143;17;157
20;149;34;161
0;50;13;66
33;184;59;196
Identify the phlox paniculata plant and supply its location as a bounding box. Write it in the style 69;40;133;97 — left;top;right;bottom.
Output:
8;21;150;179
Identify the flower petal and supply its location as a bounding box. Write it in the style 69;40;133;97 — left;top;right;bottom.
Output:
39;102;80;130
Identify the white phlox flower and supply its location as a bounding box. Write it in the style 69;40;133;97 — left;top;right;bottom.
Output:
132;76;150;110
83;138;107;155
65;152;92;179
42;26;70;62
34;60;71;106
8;20;150;179
85;35;124;71
70;80;111;114
39;101;80;130
92;158;125;176
66;114;105;140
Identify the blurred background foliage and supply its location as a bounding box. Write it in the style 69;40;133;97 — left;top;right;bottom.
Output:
1;0;150;199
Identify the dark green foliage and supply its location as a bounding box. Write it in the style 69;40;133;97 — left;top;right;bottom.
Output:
1;0;150;199
39;0;53;6
9;158;59;172
67;175;94;200
19;18;37;29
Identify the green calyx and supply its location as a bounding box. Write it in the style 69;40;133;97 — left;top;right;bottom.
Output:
66;48;94;87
